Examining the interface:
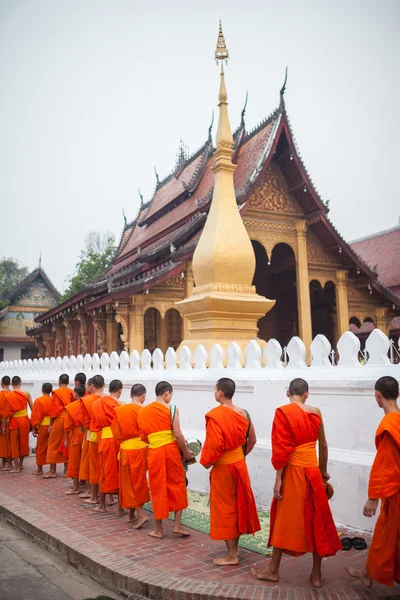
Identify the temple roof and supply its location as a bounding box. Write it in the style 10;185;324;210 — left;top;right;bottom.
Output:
33;99;400;322
7;267;60;303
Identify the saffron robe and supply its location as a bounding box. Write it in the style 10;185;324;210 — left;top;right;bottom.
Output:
31;395;52;466
200;405;261;540
80;393;101;484
65;401;84;479
0;390;10;459
46;387;73;464
92;396;120;494
111;403;150;509
366;412;400;587
138;402;187;520
3;391;30;459
268;403;341;557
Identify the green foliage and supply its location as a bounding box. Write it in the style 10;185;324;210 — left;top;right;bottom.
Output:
61;231;116;301
0;258;29;310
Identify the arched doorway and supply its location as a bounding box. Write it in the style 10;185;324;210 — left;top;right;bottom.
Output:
144;308;162;353
165;309;183;350
252;240;298;347
309;280;336;346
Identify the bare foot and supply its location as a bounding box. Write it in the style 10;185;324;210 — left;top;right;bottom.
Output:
107;497;118;506
173;526;191;537
32;469;43;475
42;473;57;479
310;573;323;588
84;499;99;505
2;466;12;471
8;468;21;473
64;490;80;495
149;530;164;539
117;508;127;517
94;506;107;514
79;492;91;498
127;510;137;523
251;564;279;582
133;516;149;530
345;567;373;588
213;555;239;566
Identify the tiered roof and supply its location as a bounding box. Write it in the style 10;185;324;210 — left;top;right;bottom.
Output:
33;97;400;323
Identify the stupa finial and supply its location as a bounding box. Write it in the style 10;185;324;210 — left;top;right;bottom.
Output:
215;20;229;65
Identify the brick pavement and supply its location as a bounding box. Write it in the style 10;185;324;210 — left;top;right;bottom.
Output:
0;458;398;600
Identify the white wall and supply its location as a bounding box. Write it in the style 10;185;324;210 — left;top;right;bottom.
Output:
1;344;24;361
1;329;399;533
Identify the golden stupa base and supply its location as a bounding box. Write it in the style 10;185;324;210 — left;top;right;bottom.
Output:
176;288;275;365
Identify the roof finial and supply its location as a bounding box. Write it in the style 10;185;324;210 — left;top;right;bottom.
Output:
138;188;144;207
241;91;248;126
38;252;42;270
208;110;214;140
280;66;288;101
215;20;229;65
122;208;127;228
154;166;159;186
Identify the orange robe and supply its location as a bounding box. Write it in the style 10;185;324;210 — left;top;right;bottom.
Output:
65;401;84;479
200;405;261;540
138;402;187;519
31;395;52;466
92;396;120;494
268;403;341;557
3;391;30;459
46;387;73;464
111;403;150;509
80;394;102;484
0;390;10;459
366;412;400;587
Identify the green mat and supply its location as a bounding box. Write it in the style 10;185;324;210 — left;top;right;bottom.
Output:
144;490;272;556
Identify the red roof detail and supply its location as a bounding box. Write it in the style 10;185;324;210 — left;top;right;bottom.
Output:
351;227;400;291
233;122;275;193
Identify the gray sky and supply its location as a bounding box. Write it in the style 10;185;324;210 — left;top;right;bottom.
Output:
0;0;399;292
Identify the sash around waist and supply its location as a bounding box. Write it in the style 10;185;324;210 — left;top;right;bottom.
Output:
148;430;175;449
287;441;318;467
89;432;98;443
120;437;148;450
39;416;50;426
13;409;28;418
215;446;244;466
101;426;113;439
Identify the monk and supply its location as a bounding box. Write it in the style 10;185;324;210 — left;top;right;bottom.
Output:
252;378;341;587
31;382;53;475
92;379;123;514
78;376;93;499
2;376;32;473
74;372;86;387
81;375;105;504
138;381;193;539
0;375;12;470
64;384;86;495
200;377;260;565
346;376;400;588
111;383;150;528
43;374;73;478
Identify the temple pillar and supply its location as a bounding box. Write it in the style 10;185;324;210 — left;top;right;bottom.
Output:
375;306;390;335
183;260;194;339
128;295;145;353
335;269;350;339
105;305;119;353
160;314;167;353
295;221;312;351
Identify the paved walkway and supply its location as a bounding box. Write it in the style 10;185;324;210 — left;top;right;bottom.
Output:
0;458;398;600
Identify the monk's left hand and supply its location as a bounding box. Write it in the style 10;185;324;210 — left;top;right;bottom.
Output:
363;498;378;517
322;471;330;481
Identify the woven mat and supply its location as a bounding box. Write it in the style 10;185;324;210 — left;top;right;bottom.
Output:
144;490;272;556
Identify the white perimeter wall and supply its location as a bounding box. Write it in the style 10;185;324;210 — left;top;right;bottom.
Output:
1;329;399;533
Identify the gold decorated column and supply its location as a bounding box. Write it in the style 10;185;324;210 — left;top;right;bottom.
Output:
176;23;274;355
128;295;145;352
183;260;194;339
335;269;350;338
295;220;312;351
375;306;390;335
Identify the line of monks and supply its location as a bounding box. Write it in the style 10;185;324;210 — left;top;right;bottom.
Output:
0;372;399;589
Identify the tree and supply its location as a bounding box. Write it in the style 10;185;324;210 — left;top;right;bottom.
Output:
0;258;29;310
61;231;116;301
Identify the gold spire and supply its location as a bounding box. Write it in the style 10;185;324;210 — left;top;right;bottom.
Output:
215;20;229;64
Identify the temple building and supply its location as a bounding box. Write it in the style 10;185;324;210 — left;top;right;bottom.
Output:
26;41;400;358
0;266;60;361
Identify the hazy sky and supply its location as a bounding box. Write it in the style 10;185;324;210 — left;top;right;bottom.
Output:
0;0;399;292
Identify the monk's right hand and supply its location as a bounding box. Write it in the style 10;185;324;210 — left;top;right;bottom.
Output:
183;448;195;461
274;481;283;501
363;498;378;517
